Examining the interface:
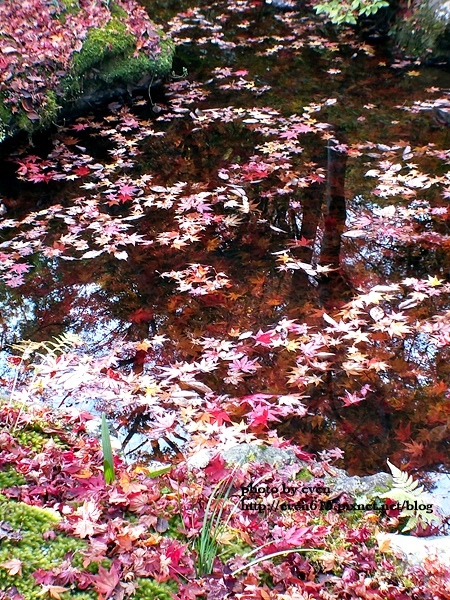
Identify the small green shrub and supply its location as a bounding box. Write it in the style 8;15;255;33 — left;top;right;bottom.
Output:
313;0;389;25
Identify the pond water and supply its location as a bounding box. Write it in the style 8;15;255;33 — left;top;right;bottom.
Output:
1;0;450;475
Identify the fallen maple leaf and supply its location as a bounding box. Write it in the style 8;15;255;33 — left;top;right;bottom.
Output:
39;585;69;600
0;558;22;576
88;563;121;599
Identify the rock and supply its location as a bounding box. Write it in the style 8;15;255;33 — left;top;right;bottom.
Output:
0;0;175;142
323;467;392;497
426;471;450;518
223;443;299;467
385;533;450;568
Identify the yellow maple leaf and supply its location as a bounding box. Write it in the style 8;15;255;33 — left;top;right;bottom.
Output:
387;321;412;338
427;275;443;287
376;532;392;553
135;340;151;352
215;530;236;545
284;339;301;352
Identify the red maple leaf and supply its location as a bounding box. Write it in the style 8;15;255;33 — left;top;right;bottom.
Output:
254;329;279;346
205;454;229;481
207;407;232;426
74;166;91;177
88;563;120;599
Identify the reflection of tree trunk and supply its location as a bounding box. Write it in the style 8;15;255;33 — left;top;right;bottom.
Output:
291;148;326;294
318;138;352;309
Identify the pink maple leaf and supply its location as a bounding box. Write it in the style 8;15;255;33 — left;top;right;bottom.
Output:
9;263;31;274
4;274;25;287
117;182;138;201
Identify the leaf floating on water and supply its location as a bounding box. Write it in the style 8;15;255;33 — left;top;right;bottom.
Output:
342;229;366;238
369;306;384;321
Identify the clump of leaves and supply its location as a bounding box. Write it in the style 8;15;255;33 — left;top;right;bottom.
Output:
194;471;238;576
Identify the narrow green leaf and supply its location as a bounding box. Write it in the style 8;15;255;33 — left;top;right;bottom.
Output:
101;412;115;484
146;465;173;478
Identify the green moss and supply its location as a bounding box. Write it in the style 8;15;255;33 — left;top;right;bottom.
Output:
109;1;128;19
0;495;88;599
7;420;67;452
60;0;81;14
165;514;185;540
0;466;26;489
72;18;135;76
296;468;314;482
0;99;11;124
15;110;34;134
134;578;178;600
218;537;253;562
56;0;81;20
154;36;176;77
100;53;154;84
0;96;11;141
39;90;61;129
71;22;174;87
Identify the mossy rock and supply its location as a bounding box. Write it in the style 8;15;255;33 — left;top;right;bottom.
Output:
0;494;90;599
0;0;175;142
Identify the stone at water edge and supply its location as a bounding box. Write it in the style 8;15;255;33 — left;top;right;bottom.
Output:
384;534;450;568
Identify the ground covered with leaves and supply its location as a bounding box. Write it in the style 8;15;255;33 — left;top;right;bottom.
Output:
0;398;449;600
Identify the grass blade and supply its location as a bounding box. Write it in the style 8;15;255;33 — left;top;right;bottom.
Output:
101;412;115;484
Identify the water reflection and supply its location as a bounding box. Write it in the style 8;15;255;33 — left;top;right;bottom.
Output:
1;0;450;473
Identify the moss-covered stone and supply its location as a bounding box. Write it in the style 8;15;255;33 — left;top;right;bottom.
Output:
39;90;62;129
72;19;135;77
68;21;175;92
0;495;89;599
0;0;175;142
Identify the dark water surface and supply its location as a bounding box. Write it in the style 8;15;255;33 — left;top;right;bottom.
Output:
2;0;450;474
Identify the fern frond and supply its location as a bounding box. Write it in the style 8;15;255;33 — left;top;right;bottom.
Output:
378;460;440;532
386;459;424;496
11;333;82;360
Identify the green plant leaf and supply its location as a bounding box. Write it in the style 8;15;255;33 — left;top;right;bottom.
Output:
146;465;173;478
101;412;115;485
